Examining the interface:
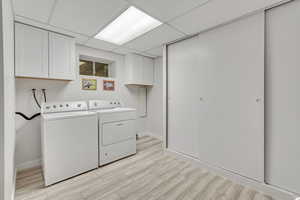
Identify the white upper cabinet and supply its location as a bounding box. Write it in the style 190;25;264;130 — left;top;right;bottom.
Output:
142;57;154;86
15;23;49;78
125;53;154;86
49;33;75;80
15;23;75;80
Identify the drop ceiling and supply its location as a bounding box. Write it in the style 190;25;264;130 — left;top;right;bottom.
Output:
12;0;287;57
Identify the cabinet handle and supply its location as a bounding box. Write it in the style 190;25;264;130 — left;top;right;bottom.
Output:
116;123;124;126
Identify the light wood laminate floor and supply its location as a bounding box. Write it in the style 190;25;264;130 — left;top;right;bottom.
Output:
16;136;272;200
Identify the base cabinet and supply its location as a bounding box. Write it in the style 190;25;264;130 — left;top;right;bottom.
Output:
15;23;75;80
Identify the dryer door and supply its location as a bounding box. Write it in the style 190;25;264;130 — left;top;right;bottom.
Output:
102;120;135;146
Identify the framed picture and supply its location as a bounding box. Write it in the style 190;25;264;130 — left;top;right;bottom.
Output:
103;80;115;91
82;78;97;90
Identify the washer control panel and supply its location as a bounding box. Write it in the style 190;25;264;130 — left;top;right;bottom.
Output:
88;100;121;110
42;101;88;114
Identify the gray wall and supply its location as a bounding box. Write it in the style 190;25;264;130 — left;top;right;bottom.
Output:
146;57;163;139
0;0;16;199
0;1;4;198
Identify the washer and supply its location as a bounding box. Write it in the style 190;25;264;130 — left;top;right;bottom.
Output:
41;101;98;186
88;100;137;166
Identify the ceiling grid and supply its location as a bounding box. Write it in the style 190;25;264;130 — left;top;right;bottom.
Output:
12;0;289;57
46;0;58;24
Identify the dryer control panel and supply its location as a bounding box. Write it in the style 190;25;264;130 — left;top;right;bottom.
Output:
88;100;121;110
41;101;88;114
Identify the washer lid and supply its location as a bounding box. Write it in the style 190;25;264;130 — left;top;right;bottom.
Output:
42;111;97;120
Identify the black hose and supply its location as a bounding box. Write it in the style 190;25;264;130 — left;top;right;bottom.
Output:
16;112;41;120
16;89;46;121
42;89;47;103
32;89;41;108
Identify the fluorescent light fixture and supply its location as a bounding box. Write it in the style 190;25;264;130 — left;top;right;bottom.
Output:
94;6;162;45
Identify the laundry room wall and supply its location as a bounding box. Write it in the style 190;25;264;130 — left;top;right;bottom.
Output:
0;0;16;199
146;57;164;140
15;45;147;170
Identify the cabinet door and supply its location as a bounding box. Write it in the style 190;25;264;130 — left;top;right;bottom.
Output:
15;23;48;78
125;54;143;84
143;57;154;85
49;33;75;80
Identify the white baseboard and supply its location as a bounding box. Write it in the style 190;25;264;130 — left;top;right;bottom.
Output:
16;159;41;172
166;149;296;200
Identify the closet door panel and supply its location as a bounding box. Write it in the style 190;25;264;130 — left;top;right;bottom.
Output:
168;36;204;158
168;13;264;181
266;0;300;194
197;13;264;181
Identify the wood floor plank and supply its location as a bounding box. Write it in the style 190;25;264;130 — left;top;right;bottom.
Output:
15;136;273;200
238;188;258;200
222;184;245;200
210;179;233;200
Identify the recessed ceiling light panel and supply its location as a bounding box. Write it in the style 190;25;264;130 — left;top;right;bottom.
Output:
94;6;162;45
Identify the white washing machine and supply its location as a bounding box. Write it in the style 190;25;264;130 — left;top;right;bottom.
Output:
88;100;137;166
41;101;98;186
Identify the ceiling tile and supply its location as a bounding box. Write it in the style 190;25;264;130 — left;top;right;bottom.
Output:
124;24;185;51
112;47;156;58
127;0;210;22
50;0;129;36
138;52;156;58
112;47;137;55
15;16;90;44
169;0;284;35
85;38;120;51
13;0;56;23
144;46;163;57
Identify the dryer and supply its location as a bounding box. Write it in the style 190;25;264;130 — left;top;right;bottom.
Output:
89;100;137;166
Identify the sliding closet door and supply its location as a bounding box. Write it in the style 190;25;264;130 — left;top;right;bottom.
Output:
266;1;300;194
168;36;205;158
168;13;264;181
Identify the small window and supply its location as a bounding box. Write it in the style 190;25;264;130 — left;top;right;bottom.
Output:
79;59;110;77
80;60;93;76
95;62;109;77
